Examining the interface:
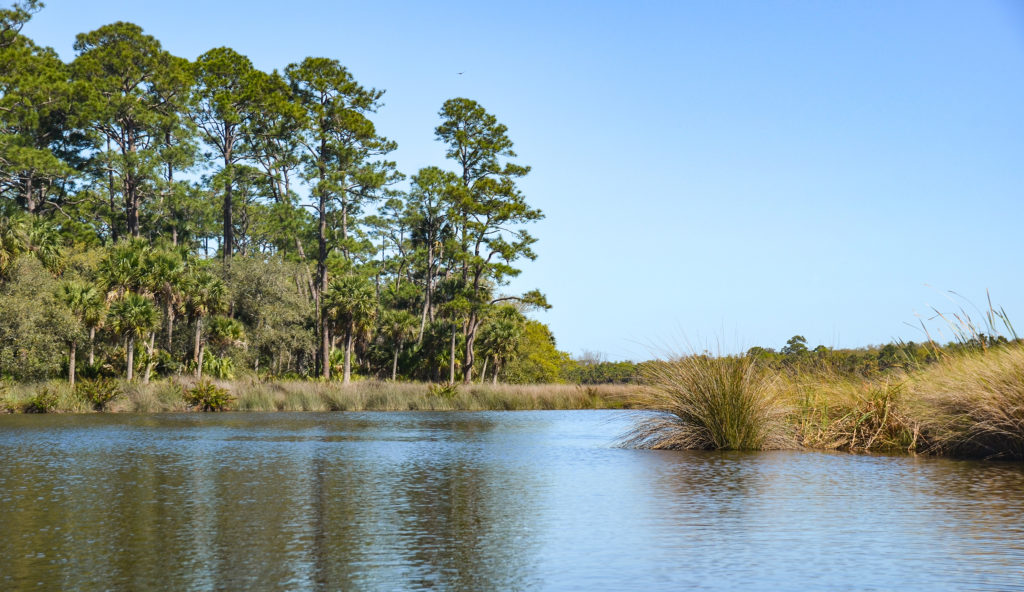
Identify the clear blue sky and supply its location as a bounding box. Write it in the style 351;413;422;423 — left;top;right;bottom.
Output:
23;0;1024;360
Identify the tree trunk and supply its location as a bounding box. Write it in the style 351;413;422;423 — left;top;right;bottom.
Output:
449;328;457;385
88;327;95;366
391;344;400;381
68;340;76;388
480;356;488;384
493;359;501;385
193;318;203;377
418;242;433;344
126;335;135;381
223;160;234;263
317;174;330;379
143;332;156;384
107;138;118;243
197;342;206;380
165;300;175;350
343;325;353;384
463;314;478;384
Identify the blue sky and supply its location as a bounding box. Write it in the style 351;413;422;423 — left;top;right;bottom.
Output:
23;0;1024;360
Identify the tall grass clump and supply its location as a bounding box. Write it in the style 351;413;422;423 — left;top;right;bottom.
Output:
788;371;918;453
910;345;1024;459
623;354;792;450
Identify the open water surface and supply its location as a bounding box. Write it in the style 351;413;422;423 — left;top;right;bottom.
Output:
1;410;1023;591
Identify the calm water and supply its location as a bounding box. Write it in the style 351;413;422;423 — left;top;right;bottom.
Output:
1;411;1023;591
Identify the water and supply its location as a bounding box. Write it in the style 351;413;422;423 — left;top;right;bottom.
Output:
1;411;1023;591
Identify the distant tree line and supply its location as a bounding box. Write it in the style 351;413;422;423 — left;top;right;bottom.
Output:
0;1;566;385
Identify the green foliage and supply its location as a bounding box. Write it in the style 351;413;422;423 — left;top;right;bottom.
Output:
503;321;569;384
184;379;233;411
1;10;563;387
75;377;120;411
0;256;76;380
201;352;235;380
23;387;58;413
428;382;459;398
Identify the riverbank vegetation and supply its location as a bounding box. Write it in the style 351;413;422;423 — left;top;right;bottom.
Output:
1;1;577;388
628;315;1024;460
3;3;1023;460
0;378;631;413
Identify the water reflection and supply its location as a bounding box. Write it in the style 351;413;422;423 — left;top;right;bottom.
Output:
1;412;1023;591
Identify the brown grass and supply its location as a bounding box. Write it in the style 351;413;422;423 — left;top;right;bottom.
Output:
908;345;1024;459
785;371;919;453
0;378;634;414
622;355;794;450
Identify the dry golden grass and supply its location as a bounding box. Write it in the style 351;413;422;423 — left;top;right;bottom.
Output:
622;355;794;450
0;378;634;413
784;370;919;453
908;345;1024;459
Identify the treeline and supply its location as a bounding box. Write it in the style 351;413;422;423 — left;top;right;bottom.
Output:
0;1;566;385
568;334;1020;385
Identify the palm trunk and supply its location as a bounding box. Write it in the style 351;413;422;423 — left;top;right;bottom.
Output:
463;314;478;384
193;318;203;378
493;359;501;385
88;327;95;366
126;335;135;381
143;332;156;384
391;343;400;381
343;325;353;384
449;328;457;385
479;356;488;385
69;340;77;388
197;341;205;379
165;301;175;350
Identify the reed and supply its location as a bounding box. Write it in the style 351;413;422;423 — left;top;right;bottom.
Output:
622;355;793;450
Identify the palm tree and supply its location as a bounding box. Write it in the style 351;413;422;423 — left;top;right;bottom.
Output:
479;307;525;384
183;270;227;378
207;315;246;356
379;308;418;380
98;240;149;298
108;292;158;381
0;213;63;278
82;288;107;367
144;248;185;350
324;274;377;383
58;281;100;387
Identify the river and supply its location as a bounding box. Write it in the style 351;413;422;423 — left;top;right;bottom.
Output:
1;410;1023;591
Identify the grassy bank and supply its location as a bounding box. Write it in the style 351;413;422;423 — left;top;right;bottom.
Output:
0;379;633;414
626;343;1024;460
6;346;1024;460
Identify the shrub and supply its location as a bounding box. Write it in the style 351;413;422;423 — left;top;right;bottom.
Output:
23;388;59;413
75;378;121;411
622;355;792;450
202;353;235;380
428;382;459;399
184;380;233;412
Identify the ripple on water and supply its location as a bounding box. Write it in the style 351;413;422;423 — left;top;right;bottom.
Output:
1;411;1023;591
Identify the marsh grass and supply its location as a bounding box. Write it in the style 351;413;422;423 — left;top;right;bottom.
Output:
0;378;632;414
787;372;918;453
908;345;1024;459
227;381;632;412
622;355;793;450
